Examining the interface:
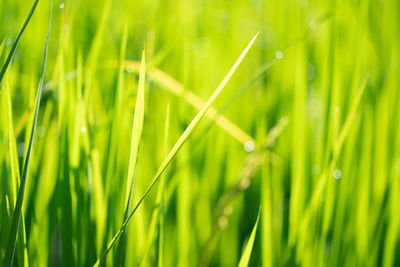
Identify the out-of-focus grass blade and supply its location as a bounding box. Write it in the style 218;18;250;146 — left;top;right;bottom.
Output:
0;0;39;87
121;60;256;146
238;208;261;267
140;103;170;267
2;3;52;266
158;103;170;267
115;49;146;266
0;38;6;59
93;31;260;266
3;81;29;267
333;74;369;158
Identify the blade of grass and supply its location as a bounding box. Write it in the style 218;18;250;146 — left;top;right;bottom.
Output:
3;80;29;267
2;2;52;266
139;102;170;267
238;208;261;267
115;48;146;266
0;0;39;87
93;30;260;266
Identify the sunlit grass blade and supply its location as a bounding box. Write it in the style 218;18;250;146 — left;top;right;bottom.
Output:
140;103;170;267
0;0;38;87
238;208;261;267
93;30;260;266
2;3;52;266
115;48;146;266
113;60;256;146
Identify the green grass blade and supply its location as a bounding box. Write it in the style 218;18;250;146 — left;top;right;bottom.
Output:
333;74;369;158
0;0;38;87
2;3;52;266
115;48;146;266
158;103;170;267
123;48;146;215
139;102;170;267
93;31;259;266
238;208;261;267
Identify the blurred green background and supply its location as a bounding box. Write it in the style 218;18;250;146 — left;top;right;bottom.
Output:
1;0;400;266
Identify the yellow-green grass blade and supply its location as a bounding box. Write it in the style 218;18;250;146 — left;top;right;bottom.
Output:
238;208;261;267
115;48;146;266
0;0;38;87
93;31;260;266
158;103;170;267
124;49;146;215
2;3;52;266
3;81;29;267
0;38;5;59
139;103;170;267
333;74;369;159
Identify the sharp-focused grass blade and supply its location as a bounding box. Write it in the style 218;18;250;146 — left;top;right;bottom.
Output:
238;208;261;267
0;0;39;87
115;48;146;266
2;3;52;266
93;31;260;266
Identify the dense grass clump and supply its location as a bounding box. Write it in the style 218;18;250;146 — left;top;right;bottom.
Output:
1;0;400;266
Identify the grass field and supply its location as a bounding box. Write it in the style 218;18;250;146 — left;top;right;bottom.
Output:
1;0;400;266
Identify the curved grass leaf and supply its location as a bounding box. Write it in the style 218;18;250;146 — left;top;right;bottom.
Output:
238;208;261;267
93;31;260;267
0;0;39;87
2;3;52;266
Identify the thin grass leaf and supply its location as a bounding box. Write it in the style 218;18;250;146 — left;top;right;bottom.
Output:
0;0;39;87
158;103;170;267
333;74;369;158
2;3;52;266
140;102;170;267
115;48;146;266
114;60;256;146
93;31;260;266
238;208;261;267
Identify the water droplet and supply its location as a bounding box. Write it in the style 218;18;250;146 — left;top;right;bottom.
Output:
81;126;87;133
333;169;342;179
309;21;317;30
5;38;12;46
218;216;228;229
244;140;255;152
275;50;284;60
127;65;135;73
59;3;65;9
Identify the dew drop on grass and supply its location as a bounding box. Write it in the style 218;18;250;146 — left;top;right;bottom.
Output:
333;169;342;179
59;3;65;9
275;50;284;60
309;21;317;30
81;126;87;133
5;38;11;46
127;65;135;73
244;140;255;152
218;216;228;229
